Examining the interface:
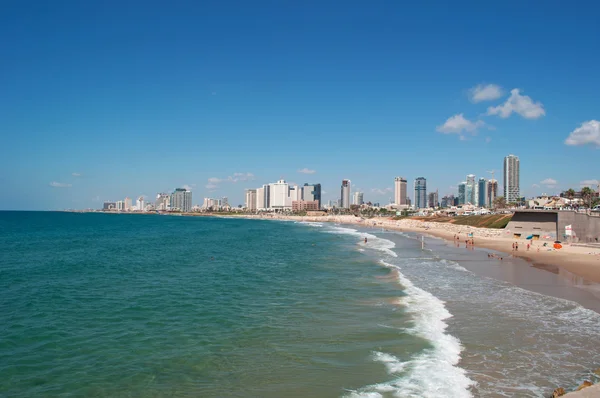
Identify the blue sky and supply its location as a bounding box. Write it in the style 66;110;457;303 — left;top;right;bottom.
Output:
1;0;599;210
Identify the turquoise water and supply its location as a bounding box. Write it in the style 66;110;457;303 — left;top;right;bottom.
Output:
2;212;600;397
0;213;430;397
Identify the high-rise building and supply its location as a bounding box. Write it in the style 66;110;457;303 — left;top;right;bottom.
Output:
414;177;427;209
256;185;270;210
245;189;257;210
441;194;455;208
103;201;116;211
116;200;124;211
428;191;438;208
394;177;407;206
136;196;145;212
302;183;322;209
124;197;132;211
458;182;466;205
465;174;476;205
477;178;488;207
269;180;290;210
171;188;192;212
352;192;364;206
504;154;520;203
155;193;170;210
340;180;351;209
487;179;498;207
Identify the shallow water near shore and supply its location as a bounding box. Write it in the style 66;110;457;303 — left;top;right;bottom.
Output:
1;212;599;397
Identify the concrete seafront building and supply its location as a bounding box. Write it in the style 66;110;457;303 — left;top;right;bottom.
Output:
478;178;488;207
414;177;427;209
124;197;132;211
269;179;291;210
302;183;322;209
340;180;351;209
394;177;407;206
292;200;320;211
245;189;257;211
504;154;520;204
171;188;192;212
352;192;364;206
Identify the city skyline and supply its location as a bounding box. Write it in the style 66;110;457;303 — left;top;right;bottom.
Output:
1;3;599;210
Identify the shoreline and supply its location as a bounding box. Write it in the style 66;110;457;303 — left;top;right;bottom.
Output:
237;213;600;283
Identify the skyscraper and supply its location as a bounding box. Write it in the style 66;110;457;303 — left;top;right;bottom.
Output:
302;183;322;209
503;154;520;203
171;188;192;212
124;197;132;211
428;191;438;208
340;180;351;209
458;182;466;205
487;179;498;207
414;177;427;209
136;196;145;212
477;178;488;207
155;193;170;210
394;177;407;206
245;189;257;210
269;180;290;210
465;174;476;205
352;192;364;206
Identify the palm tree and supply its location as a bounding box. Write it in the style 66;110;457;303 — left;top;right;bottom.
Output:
493;196;507;210
565;188;576;201
581;187;594;208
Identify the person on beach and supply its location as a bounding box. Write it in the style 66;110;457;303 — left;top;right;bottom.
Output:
512;242;515;251
515;242;519;251
527;243;530;251
364;237;367;244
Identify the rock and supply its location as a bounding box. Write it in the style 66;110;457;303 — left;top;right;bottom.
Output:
576;380;594;391
551;387;566;397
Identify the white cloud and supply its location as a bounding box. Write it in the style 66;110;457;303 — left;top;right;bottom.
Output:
72;172;82;177
532;184;540;188
565;120;600;147
182;184;194;191
580;179;599;188
469;84;504;103
487;88;545;119
298;168;316;174
436;114;485;138
540;178;558;188
371;187;392;195
207;172;254;189
49;181;72;188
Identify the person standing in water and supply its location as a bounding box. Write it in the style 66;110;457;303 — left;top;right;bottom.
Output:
364;237;367;243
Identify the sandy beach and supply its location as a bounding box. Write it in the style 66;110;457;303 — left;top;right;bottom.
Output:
240;214;600;285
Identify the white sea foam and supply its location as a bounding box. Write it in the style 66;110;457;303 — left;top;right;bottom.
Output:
297;221;324;227
323;226;397;257
350;261;475;398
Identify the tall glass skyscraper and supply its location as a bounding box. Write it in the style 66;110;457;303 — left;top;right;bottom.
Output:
414;177;427;209
478;178;488;207
302;183;322;209
458;182;466;205
503;154;520;203
340;180;351;209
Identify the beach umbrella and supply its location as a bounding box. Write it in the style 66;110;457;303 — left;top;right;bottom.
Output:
554;240;561;244
526;235;533;240
554;243;562;249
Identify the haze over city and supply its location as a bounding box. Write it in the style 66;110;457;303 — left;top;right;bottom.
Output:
1;1;599;210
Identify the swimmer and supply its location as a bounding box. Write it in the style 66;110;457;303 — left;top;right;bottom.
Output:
364;237;368;243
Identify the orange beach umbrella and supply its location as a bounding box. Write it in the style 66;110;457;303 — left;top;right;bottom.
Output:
554;243;562;249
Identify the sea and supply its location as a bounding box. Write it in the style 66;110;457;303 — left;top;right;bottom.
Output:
1;212;599;397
